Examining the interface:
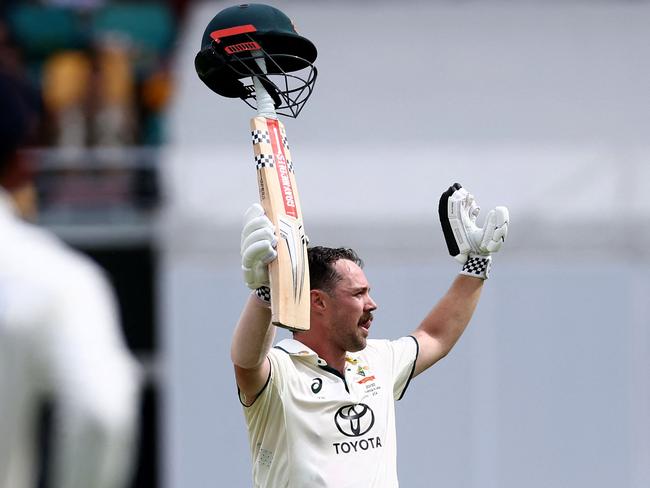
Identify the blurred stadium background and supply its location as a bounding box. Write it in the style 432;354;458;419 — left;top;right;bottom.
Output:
2;0;649;487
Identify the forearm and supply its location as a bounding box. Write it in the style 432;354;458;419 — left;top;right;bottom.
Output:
416;275;483;357
231;294;276;369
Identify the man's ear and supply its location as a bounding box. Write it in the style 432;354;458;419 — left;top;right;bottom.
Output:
310;289;327;313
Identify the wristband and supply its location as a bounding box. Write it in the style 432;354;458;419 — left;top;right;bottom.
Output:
460;255;492;280
253;286;271;307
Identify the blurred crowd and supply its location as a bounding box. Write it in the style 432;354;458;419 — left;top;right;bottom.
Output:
0;0;188;148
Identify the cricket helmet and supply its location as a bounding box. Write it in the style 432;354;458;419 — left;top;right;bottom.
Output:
195;3;317;117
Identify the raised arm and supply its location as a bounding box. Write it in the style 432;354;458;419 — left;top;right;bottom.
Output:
232;295;275;405
412;275;483;376
412;184;509;377
232;204;278;405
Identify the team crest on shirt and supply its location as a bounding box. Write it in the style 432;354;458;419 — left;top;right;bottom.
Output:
356;366;376;384
354;364;376;384
345;356;381;391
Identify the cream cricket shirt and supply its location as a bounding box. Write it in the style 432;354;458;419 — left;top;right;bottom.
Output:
241;336;419;487
0;190;140;488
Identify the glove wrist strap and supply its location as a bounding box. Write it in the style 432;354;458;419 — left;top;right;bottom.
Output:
252;286;272;307
460;255;492;280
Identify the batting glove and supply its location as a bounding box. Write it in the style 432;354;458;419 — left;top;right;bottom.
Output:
241;203;277;304
438;183;509;279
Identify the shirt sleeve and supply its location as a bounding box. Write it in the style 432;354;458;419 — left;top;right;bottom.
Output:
388;336;419;401
239;346;290;407
39;258;141;488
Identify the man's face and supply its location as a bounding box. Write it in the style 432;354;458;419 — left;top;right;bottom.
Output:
325;259;377;353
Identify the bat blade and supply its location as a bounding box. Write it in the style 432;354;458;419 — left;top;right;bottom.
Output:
251;116;310;331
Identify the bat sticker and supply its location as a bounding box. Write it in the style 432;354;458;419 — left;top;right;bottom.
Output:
267;119;297;218
278;215;306;302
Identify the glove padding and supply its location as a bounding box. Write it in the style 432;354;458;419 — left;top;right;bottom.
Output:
241;203;277;290
439;183;509;278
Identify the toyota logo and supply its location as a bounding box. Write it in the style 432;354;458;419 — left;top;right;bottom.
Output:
334;404;375;437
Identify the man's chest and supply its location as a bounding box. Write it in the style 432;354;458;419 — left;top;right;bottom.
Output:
280;357;394;452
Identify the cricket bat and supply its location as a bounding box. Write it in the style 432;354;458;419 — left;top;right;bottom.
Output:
250;57;310;331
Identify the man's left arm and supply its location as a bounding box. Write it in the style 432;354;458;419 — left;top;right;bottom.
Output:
411;183;509;377
411;275;483;377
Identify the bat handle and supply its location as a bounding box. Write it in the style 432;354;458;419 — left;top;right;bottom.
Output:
252;53;277;119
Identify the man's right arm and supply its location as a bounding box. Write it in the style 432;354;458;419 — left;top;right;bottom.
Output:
231;294;275;406
232;203;279;406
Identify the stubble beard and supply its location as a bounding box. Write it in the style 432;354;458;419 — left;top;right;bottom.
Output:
329;301;372;353
334;319;367;353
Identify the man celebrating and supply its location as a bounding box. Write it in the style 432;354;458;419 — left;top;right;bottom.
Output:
232;187;509;487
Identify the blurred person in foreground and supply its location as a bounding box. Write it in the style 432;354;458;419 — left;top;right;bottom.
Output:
0;68;141;487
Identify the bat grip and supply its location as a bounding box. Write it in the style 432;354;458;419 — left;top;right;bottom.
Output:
252;53;277;119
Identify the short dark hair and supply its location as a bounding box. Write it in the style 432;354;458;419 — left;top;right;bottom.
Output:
0;70;40;172
308;246;363;293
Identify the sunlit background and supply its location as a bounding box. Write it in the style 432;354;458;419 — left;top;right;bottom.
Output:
2;0;649;487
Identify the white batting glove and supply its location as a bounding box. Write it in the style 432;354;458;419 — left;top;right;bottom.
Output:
438;183;509;279
241;203;277;303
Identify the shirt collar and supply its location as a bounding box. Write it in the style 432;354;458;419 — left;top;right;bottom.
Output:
275;338;335;367
274;338;319;364
274;338;359;367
